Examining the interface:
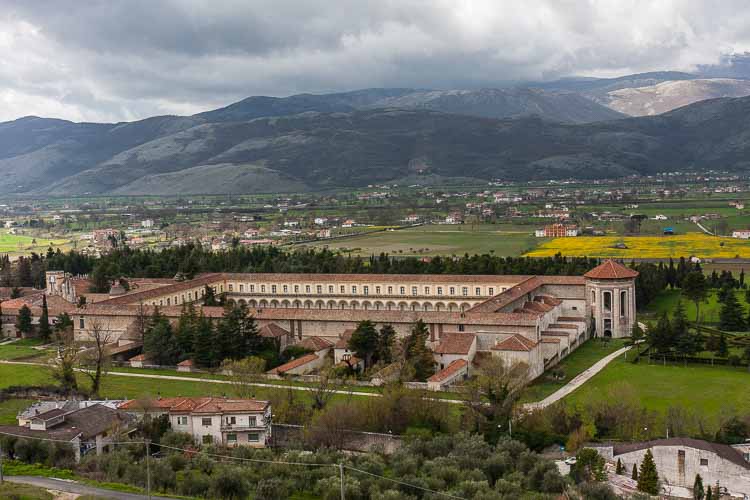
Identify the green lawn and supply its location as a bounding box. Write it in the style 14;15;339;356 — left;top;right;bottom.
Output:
304;224;540;257
566;353;750;426
643;288;750;325
522;338;628;403
0;398;33;425
0;482;54;500
0;339;52;361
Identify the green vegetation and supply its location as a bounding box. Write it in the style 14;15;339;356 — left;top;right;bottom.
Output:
644;288;749;325
0;482;54;500
0;398;33;425
305;224;540;256
522;338;628;402
0;339;50;361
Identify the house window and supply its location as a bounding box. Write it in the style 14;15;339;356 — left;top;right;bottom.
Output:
412;287;417;296
227;433;237;443
306;285;311;293
340;285;345;294
400;287;405;295
620;290;627;316
387;286;393;294
202;435;213;444
271;285;277;293
449;287;456;295
283;285;288;293
249;416;257;427
294;285;299;293
603;291;612;312
572;306;578;311
248;432;260;442
424;287;430;295
437;287;443;295
458;324;465;332
166;298;171;305
261;285;266;293
363;286;369;295
79;317;85;329
488;288;494;295
177;416;188;425
201;417;212;427
462;287;468;296
352;286;357;294
227;416;236;425
317;285;322;294
700;458;709;466
375;286;381;294
591;290;595;303
475;287;481;295
228;284;233;292
329;285;334;293
250;285;255;292
239;284;244;292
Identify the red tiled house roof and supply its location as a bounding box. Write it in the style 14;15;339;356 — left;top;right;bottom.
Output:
428;358;468;383
267;353;319;375
434;332;476;355
493;334;538;352
298;336;333;352
584;260;639;279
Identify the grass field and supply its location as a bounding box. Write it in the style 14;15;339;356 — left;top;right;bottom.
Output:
0;482;54;500
305;224;540;256
525;233;750;259
643;288;750;325
0;230;71;255
0;339;52;361
566;353;750;426
522;338;628;403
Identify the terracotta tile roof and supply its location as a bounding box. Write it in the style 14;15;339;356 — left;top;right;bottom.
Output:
584;260;639;279
119;397;268;414
434;332;476;355
220;272;525;284
31;408;67;421
98;273;223;305
467;276;542;314
335;329;355;349
298;336;333;351
129;354;147;361
548;323;578;330
258;323;289;339
177;359;194;367
427;359;468;383
557;316;587;323
493;334;538;352
267;353;319;374
535;295;562;306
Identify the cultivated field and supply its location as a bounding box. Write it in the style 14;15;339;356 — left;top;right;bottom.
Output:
304;224;540;256
0;230;72;256
525;233;750;259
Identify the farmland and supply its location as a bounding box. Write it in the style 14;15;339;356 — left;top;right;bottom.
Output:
525;232;750;259
304;224;540;256
0;230;72;256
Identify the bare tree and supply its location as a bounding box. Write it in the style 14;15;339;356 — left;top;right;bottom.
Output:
221;356;266;399
52;325;80;393
79;317;113;397
310;363;341;411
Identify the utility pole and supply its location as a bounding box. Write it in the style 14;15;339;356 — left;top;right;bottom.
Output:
339;463;345;500
0;439;4;484
145;439;151;500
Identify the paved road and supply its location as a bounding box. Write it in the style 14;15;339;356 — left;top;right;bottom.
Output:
523;344;633;411
5;475;179;500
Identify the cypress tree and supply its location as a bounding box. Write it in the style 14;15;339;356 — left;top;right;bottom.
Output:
637;449;659;495
175;303;198;361
38;295;51;342
719;289;745;331
16;304;33;336
706;484;713;500
693;474;704;500
632;463;638;480
615;458;624;475
194;313;217;368
403;319;435;381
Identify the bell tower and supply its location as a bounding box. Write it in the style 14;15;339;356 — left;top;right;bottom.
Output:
584;260;638;338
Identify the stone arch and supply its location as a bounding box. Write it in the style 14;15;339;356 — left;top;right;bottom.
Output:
374;301;384;310
315;300;325;309
238;299;247;306
259;299;268;308
398;302;408;311
327;300;336;309
460;303;471;312
386;301;396;311
435;302;445;311
293;300;302;308
362;301;372;311
423;302;433;312
338;300;348;310
447;302;458;312
281;299;291;308
226;298;236;306
410;301;421;311
350;301;359;310
248;299;258;308
304;300;314;309
270;300;279;308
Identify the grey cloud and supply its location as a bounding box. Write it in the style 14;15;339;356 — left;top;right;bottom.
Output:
1;0;750;122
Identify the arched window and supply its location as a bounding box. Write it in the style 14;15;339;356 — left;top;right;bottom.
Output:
620;290;627;317
603;291;611;312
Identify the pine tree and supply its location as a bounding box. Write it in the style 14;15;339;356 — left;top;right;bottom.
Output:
194;313;217;368
38;295;51;342
16;304;33;336
632;463;638;480
403;320;435;381
175;303;198;361
693;474;704;500
682;271;709;324
719;289;746;331
349;320;379;368
143;309;179;365
637;449;659;495
377;324;396;364
615;458;624;475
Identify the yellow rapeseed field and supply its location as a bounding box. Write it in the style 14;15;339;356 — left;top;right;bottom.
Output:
524;233;750;259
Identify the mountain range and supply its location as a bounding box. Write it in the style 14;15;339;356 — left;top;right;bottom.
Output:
3;70;750;195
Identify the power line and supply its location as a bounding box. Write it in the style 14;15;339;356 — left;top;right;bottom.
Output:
344;464;466;500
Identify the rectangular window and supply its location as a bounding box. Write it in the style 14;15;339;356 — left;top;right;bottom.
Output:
329;285;334;293
475;287;481;296
424;287;430;295
283;285;288;293
363;286;369;295
239;284;244;292
166;298;171;305
79;317;85;329
388;286;393;294
462;287;468;296
228;284;233;291
227;433;237;443
227;416;236;425
294;285;299;293
450;287;455;295
400;287;405;295
317;285;322;294
177;416;188;425
202;417;212;427
261;285;266;293
352;286;357;294
340;285;345;294
305;285;311;293
249;416;257;427
700;458;708;466
437;287;443;295
458;324;465;332
250;284;255;292
375;286;381;294
411;287;417;296
271;285;277;293
488;288;494;295
248;432;260;442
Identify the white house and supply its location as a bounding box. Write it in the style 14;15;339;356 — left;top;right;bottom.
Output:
652;214;668;221
119;397;272;448
732;230;750;239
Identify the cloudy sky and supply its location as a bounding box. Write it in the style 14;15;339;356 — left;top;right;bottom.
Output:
1;0;749;123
